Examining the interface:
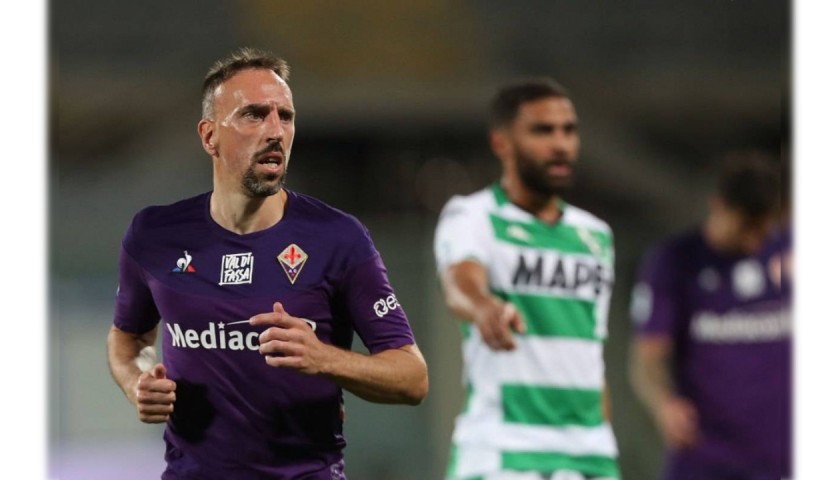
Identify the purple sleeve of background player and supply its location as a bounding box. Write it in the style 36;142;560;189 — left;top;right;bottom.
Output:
631;244;682;337
112;222;160;334
340;253;416;354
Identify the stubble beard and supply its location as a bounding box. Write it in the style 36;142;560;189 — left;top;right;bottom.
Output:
242;164;286;198
514;147;574;198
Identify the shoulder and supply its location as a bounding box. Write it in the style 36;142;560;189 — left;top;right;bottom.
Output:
642;228;705;269
287;190;371;241
129;191;209;236
764;222;792;252
438;187;496;222
661;228;705;254
121;192;209;259
562;203;612;234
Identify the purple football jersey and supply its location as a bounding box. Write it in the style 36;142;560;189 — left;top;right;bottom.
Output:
631;228;791;479
113;190;417;480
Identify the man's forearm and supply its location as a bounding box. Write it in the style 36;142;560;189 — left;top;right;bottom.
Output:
321;344;428;405
107;325;157;405
630;341;675;414
446;289;496;324
441;261;497;323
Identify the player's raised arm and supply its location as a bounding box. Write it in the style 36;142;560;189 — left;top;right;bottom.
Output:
440;260;525;351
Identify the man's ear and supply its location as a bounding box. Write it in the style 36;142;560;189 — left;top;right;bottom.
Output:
489;128;510;161
198;119;218;157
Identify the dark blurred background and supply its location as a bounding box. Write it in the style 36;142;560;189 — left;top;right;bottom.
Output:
49;2;789;479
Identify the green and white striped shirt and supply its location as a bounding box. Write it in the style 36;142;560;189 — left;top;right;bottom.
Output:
434;183;620;480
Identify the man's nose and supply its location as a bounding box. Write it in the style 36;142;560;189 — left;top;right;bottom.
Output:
264;109;284;141
553;132;574;153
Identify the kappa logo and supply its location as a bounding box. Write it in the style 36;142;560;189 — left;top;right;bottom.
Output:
172;250;196;273
277;243;309;284
576;228;602;257
506;224;531;242
220;252;254;285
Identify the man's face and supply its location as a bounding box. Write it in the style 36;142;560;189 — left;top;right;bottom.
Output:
730;211;777;254
499;96;580;196
712;198;777;254
200;68;295;197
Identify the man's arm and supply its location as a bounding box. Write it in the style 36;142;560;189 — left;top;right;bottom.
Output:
630;335;698;449
107;324;177;423
319;344;427;405
602;378;612;422
440;260;526;351
251;302;428;405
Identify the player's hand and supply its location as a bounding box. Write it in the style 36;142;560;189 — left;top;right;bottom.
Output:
656;395;699;449
473;299;526;351
250;302;325;375
134;363;176;424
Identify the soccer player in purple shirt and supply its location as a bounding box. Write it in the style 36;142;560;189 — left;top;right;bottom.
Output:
106;47;429;480
629;151;790;480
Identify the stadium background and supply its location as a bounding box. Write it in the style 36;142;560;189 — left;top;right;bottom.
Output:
49;2;789;479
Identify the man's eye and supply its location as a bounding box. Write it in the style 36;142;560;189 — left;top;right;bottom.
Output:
244;111;264;120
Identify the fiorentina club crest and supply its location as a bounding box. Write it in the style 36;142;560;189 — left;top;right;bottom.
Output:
277;244;308;284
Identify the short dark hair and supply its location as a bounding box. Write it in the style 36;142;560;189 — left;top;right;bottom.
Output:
717;150;781;220
489;78;570;128
201;47;290;119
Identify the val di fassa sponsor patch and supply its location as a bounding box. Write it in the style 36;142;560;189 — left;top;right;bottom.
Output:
277;243;308;284
220;252;254;285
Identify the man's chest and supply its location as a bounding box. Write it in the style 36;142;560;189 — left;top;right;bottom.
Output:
681;257;789;345
141;240;341;329
683;257;778;312
487;241;614;302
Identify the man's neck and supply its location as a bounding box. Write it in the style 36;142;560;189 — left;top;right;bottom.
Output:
703;215;750;255
501;176;563;225
209;187;287;235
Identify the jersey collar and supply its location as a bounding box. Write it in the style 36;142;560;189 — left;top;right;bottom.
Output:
491;181;566;218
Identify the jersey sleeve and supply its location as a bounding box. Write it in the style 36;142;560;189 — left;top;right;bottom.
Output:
112;217;161;334
433;195;491;274
629;243;682;338
596;226;616;339
338;226;416;354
